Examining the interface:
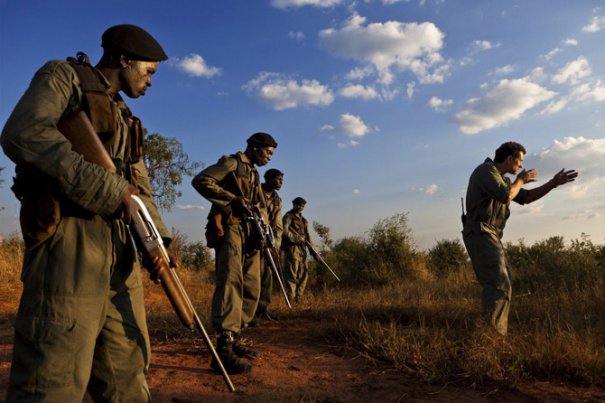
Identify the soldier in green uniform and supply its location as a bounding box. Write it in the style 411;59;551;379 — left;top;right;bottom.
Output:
462;141;577;335
282;197;318;303
192;133;277;374
1;25;171;401
253;168;284;323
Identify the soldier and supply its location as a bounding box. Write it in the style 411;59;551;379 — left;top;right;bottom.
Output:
462;141;577;335
253;168;284;323
192;132;277;374
1;25;171;401
282;197;319;303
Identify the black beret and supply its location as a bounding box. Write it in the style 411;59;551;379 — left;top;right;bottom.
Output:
264;168;284;179
102;24;168;62
293;197;306;205
247;132;277;148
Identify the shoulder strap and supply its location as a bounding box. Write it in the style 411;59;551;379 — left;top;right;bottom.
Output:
66;52;116;143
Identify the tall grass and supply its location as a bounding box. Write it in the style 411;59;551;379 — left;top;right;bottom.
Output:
1;221;604;389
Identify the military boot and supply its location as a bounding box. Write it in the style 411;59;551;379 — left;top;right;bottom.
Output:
211;331;253;375
232;332;259;359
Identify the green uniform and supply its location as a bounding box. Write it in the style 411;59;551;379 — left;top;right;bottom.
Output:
192;152;262;333
462;158;529;335
1;60;169;401
281;210;314;301
257;186;283;313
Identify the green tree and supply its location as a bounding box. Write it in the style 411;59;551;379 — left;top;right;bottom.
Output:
428;238;468;276
312;221;333;252
144;133;201;211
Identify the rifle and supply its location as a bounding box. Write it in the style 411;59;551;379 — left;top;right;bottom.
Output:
230;173;292;308
305;240;340;282
58;111;235;392
460;197;466;226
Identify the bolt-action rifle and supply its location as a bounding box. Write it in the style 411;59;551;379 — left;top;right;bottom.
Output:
57;111;235;393
305;240;340;282
230;173;292;308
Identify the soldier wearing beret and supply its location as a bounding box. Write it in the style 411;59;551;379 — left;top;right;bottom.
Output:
192;132;277;374
282;197;319;303
1;24;170;401
252;168;284;324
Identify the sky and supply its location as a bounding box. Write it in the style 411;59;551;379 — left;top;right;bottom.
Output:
1;0;604;249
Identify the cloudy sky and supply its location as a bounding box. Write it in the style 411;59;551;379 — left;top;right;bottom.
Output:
1;0;604;248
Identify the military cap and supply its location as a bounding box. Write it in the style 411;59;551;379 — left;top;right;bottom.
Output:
102;24;168;61
264;168;284;179
293;197;306;205
247;132;277;148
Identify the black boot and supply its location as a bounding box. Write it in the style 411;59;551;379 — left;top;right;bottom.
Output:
211;331;253;375
232;332;259;359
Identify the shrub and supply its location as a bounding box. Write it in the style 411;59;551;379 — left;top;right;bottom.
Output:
428;239;468;276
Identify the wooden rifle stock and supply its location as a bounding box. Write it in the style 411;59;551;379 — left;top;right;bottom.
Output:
57;111;117;173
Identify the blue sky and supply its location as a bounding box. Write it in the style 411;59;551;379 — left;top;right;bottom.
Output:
1;0;604;249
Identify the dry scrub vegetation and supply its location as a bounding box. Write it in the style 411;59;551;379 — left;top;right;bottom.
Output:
1;213;604;391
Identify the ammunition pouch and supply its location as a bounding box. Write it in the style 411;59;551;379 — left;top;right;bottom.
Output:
205;210;225;249
12;175;61;249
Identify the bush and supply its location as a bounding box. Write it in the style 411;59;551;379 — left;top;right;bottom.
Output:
428;239;468;276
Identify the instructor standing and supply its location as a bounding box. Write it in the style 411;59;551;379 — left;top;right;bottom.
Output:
462;141;577;336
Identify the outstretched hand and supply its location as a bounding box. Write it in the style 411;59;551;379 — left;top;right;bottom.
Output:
552;169;578;187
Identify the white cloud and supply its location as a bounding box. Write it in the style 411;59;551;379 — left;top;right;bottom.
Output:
543;47;562;61
345;66;374;81
243;72;335;110
173;54;221;78
454;77;556;134
425;184;439;194
540;98;568;115
352;188;360;194
582;13;605;32
406;81;416;99
470;39;500;52
339;113;371;137
176;204;206;210
552;57;592;85
289;31;305;40
270;0;342;8
563;209;601;221
322;113;374;147
414;184;439;194
564;38;578;46
535;137;605;199
570;80;605;103
319;13;447;85
339;84;379;100
427;96;453;111
492;64;516;76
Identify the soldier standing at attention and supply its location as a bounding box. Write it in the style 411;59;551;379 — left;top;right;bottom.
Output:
1;25;171;401
462;141;577;335
282;197;318;303
192;133;277;374
253;168;284;323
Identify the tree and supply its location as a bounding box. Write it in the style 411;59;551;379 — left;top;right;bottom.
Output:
143;133;201;211
0;166;4;211
312;221;333;252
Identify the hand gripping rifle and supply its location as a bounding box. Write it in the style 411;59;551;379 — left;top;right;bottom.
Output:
58;111;235;392
230;173;292;308
305;240;341;282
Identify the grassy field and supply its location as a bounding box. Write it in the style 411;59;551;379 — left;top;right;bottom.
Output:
1;222;604;390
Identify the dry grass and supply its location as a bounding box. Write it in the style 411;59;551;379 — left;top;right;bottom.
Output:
2;235;604;389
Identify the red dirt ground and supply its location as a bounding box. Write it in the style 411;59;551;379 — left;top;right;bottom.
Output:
1;312;604;402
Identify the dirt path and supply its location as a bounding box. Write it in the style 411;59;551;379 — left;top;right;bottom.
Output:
1;315;604;402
